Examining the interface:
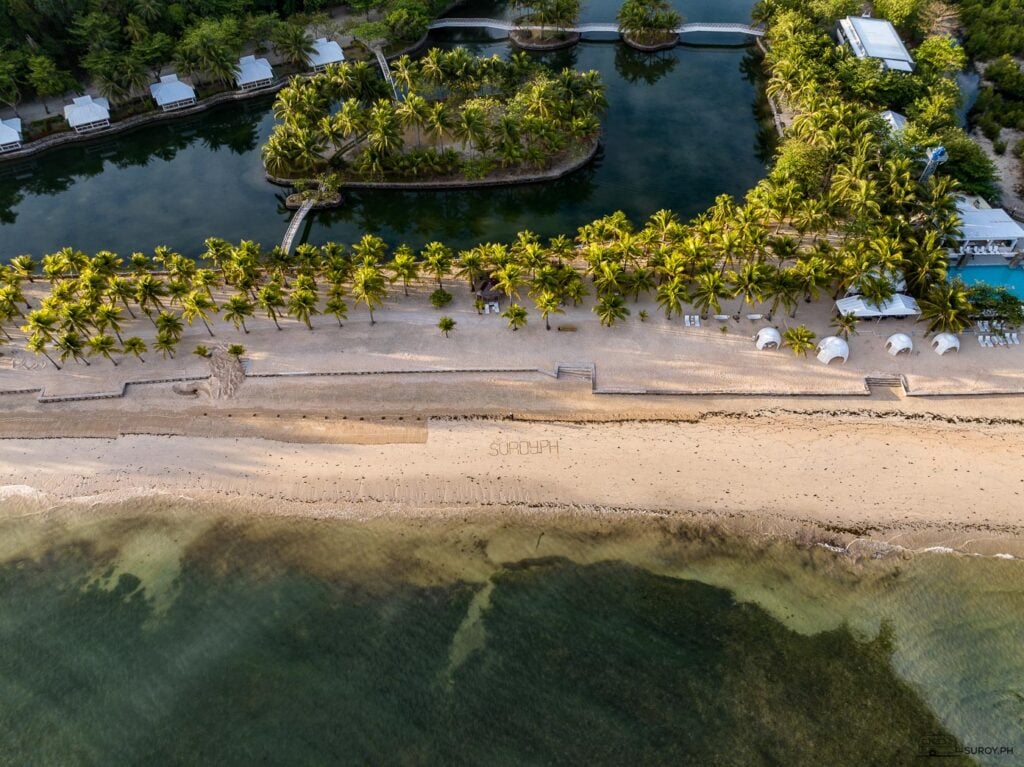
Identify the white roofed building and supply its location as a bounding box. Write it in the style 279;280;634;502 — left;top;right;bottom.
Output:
308;38;345;72
952;197;1024;260
0;117;22;152
150;75;197;111
835;294;921;318
235;56;274;90
880;110;908;132
837;16;915;72
64;96;111;133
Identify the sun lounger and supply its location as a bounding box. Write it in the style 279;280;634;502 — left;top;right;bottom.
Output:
1012;333;1020;345
713;314;730;321
684;315;691;327
978;335;985;346
693;316;701;327
981;336;992;347
746;314;763;321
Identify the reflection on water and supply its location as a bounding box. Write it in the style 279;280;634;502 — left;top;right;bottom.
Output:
0;0;772;258
0;499;1020;765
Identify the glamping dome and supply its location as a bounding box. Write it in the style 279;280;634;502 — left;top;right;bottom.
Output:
755;327;782;350
816;336;849;365
932;333;960;355
885;333;913;356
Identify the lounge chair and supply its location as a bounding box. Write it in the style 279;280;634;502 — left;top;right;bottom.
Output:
684;315;691;327
1012;333;1020;345
693;316;701;327
978;335;985;346
746;314;763;321
981;336;992;347
713;314;730;322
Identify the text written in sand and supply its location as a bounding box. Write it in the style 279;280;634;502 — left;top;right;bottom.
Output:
489;439;560;458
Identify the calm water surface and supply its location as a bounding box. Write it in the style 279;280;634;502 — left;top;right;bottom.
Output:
0;0;770;257
0;500;1020;765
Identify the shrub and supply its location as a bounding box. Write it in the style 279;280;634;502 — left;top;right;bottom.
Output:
430;288;453;308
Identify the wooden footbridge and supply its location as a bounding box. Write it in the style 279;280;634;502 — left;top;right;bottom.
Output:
281;199;315;253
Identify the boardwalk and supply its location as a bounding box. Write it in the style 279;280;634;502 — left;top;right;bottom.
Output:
371;46;400;99
281;199;315;253
427;18;765;37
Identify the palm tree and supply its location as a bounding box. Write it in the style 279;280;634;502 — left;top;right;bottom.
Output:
351;265;387;324
257;283;287;330
438;316;456;337
535;291;564;330
390;247;420;296
421;241;453;289
783;325;817;357
106;275;137;319
122;336;147;363
595;293;630;327
325;296;348;327
88;334;120;366
9;255;37;282
830;313;859;340
691;271;732;319
154;332;178;359
455;249;485;292
288;289;319;330
222;294;255;333
155;311;184;343
92;304;124;344
182;291;218;337
918;279;973;335
656;277;688;320
494;263;526;302
226;343;246;360
26;333;61;370
273;24;315;68
55;331;90;366
502;303;528;332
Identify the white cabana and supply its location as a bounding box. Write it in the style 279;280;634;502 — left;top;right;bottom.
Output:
755;327;782;350
953;198;1024;255
879;110;907;132
63;96;110;133
816;336;849;365
835;294;921;318
235;56;274;90
308;38;345;71
837;16;915;71
150;74;197;111
885;332;913;356
0;117;22;152
932;333;960;355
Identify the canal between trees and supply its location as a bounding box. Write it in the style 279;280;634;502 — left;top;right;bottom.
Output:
0;0;770;258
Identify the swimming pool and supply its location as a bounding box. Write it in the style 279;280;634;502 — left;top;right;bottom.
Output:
948;264;1024;299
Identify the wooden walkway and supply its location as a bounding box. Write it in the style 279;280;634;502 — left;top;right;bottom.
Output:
281;199;316;253
427;18;765;37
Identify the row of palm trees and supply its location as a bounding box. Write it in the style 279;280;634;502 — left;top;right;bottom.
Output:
261;50;606;179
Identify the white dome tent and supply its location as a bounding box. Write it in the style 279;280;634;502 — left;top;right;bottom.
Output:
755;327;782;350
885;333;913;356
931;333;960;355
816;336;849;365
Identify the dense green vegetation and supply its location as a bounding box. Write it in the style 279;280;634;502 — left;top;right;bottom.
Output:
262;49;605;180
616;0;682;46
955;0;1024;59
971;55;1024;158
511;0;583;38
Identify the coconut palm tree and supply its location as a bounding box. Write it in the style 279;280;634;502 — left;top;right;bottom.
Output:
55;331;90;366
783;325;817;357
288;288;319;330
26;333;61;369
830;312;859;340
257;283;287;330
390;247;421;296
494;263;527;302
656;276;688;320
88;334;120;366
122;336;147;363
273;23;315;68
502;302;528;331
222;294;255;333
535;290;564;330
155;311;184;343
918;279;973;335
351;264;387;324
438;316;456;337
421;241;453;289
325;296;348;327
595;293;630;327
154;332;177;359
92;304;124;344
182;291;218;337
690;271;732;319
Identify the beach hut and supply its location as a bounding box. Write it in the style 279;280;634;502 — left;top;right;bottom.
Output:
835;294;921;319
931;333;960;355
63;96;110;133
885;333;913;356
816;336;849;365
0;117;22;152
150;74;197;112
235;56;274;90
307;38;345;72
754;327;782;350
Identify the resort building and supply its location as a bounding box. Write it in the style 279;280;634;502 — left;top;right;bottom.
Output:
307;38;345;72
63;96;111;133
834;293;921;319
952;196;1024;263
235;56;274;91
150;75;197;112
837;16;915;72
0;117;22;152
879;110;908;133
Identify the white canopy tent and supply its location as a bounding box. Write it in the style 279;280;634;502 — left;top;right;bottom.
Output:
816;336;849;365
150;74;197;111
308;38;345;71
835;294;921;318
885;333;913;356
754;327;782;350
235;56;274;90
931;333;960;355
0;117;22;152
64;96;110;133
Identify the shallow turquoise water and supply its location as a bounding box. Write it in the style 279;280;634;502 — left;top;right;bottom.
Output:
1;504;1021;765
949;264;1024;299
0;0;770;258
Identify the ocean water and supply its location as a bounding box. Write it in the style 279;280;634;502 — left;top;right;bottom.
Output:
0;498;1021;765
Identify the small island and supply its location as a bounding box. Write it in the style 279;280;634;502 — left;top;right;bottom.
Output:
261;49;606;189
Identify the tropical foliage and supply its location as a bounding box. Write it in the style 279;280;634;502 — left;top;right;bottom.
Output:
262;49;605;181
617;0;682;45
